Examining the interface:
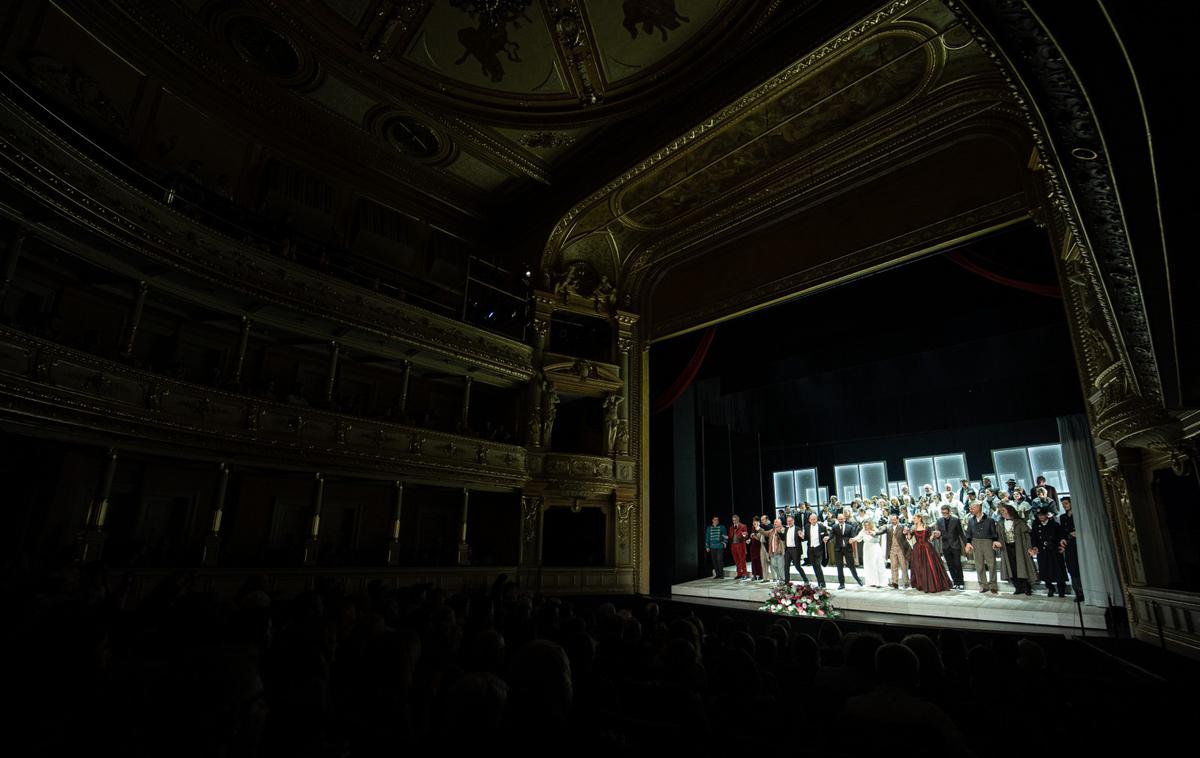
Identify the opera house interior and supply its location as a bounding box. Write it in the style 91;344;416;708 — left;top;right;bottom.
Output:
0;0;1196;754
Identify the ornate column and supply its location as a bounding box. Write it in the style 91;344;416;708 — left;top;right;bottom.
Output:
457;487;470;565
398;359;412;418
1030;148;1196;651
0;226;27;307
229;317;251;389
303;472;325;566
324;341;340;405
460;375;473;433
527;300;552;446
121;281;149;357
519;495;543;568
78;448;118;561
385;480;404;566
615;498;637;568
637;339;650;595
201;462;229;566
615;314;636;456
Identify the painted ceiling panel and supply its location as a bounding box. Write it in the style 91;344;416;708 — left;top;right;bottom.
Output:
582;0;725;85
405;1;568;94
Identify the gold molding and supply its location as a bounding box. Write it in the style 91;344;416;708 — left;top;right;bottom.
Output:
646;199;1028;343
0;92;534;385
0;325;529;488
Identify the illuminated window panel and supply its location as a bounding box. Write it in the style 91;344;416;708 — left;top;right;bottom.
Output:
992;448;1034;492
904;457;935;500
834;464;861;504
933;453;968;493
794;468;819;506
773;471;796;509
858;462;888;500
1027;444;1069;496
818;487;829;505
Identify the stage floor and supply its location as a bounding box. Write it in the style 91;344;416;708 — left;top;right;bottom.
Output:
671;566;1108;634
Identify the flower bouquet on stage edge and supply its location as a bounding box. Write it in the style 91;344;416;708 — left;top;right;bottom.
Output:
758;583;841;618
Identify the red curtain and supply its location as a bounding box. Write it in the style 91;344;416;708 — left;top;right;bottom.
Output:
946;251;1061;298
652;327;716;415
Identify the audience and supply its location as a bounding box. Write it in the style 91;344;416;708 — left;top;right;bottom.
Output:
2;561;1185;756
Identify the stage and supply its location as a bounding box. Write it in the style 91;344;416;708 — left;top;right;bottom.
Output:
671;566;1109;635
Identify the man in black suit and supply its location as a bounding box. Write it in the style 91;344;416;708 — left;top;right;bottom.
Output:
937;504;966;589
803;513;829;588
780;515;809;585
830;512;863;589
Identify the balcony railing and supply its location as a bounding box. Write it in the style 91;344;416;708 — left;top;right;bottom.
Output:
0;70;530;341
0;325;529;487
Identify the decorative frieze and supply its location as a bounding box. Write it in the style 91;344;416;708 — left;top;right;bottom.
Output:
0;93;533;383
0;326;528;487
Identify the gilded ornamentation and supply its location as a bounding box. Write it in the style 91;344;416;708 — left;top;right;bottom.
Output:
145;382;169;411
1102;469;1145;585
550;262;586;303
603;394;623;453
84;371;114;396
475;443;489;465
616;500;638;568
614;419;630;456
288;415;305;434
519;131;576;150
540;0;920;274
573;359;599;380
526;409;541;447
648;195;1028;339
540;391;559;448
245;403;263;432
593;275;615;312
23;54;128;138
334;420;351;444
948;0;1162;403
547;0;600;105
616;500;635;533
360;0;425;60
521;495;541;546
0;100;534;382
0;326;528;487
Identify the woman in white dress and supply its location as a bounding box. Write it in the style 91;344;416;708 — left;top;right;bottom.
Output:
851;519;888;587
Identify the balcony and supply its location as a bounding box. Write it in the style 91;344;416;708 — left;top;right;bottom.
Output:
0;325;528;487
0;76;533;384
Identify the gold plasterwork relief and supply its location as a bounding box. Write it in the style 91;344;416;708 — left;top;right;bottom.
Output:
538;0;1014;308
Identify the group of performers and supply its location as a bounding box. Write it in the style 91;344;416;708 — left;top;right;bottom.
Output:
704;475;1083;602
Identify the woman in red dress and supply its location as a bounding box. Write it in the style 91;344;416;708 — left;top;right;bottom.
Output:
909;513;953;593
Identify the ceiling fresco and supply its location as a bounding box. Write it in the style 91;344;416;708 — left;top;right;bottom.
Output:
113;0;800;204
405;1;568;93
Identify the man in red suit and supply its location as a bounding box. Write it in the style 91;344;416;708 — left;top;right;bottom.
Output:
728;515;749;580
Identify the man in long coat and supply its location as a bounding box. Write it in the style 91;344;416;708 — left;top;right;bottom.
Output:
1031;508;1068;597
997;503;1038;595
